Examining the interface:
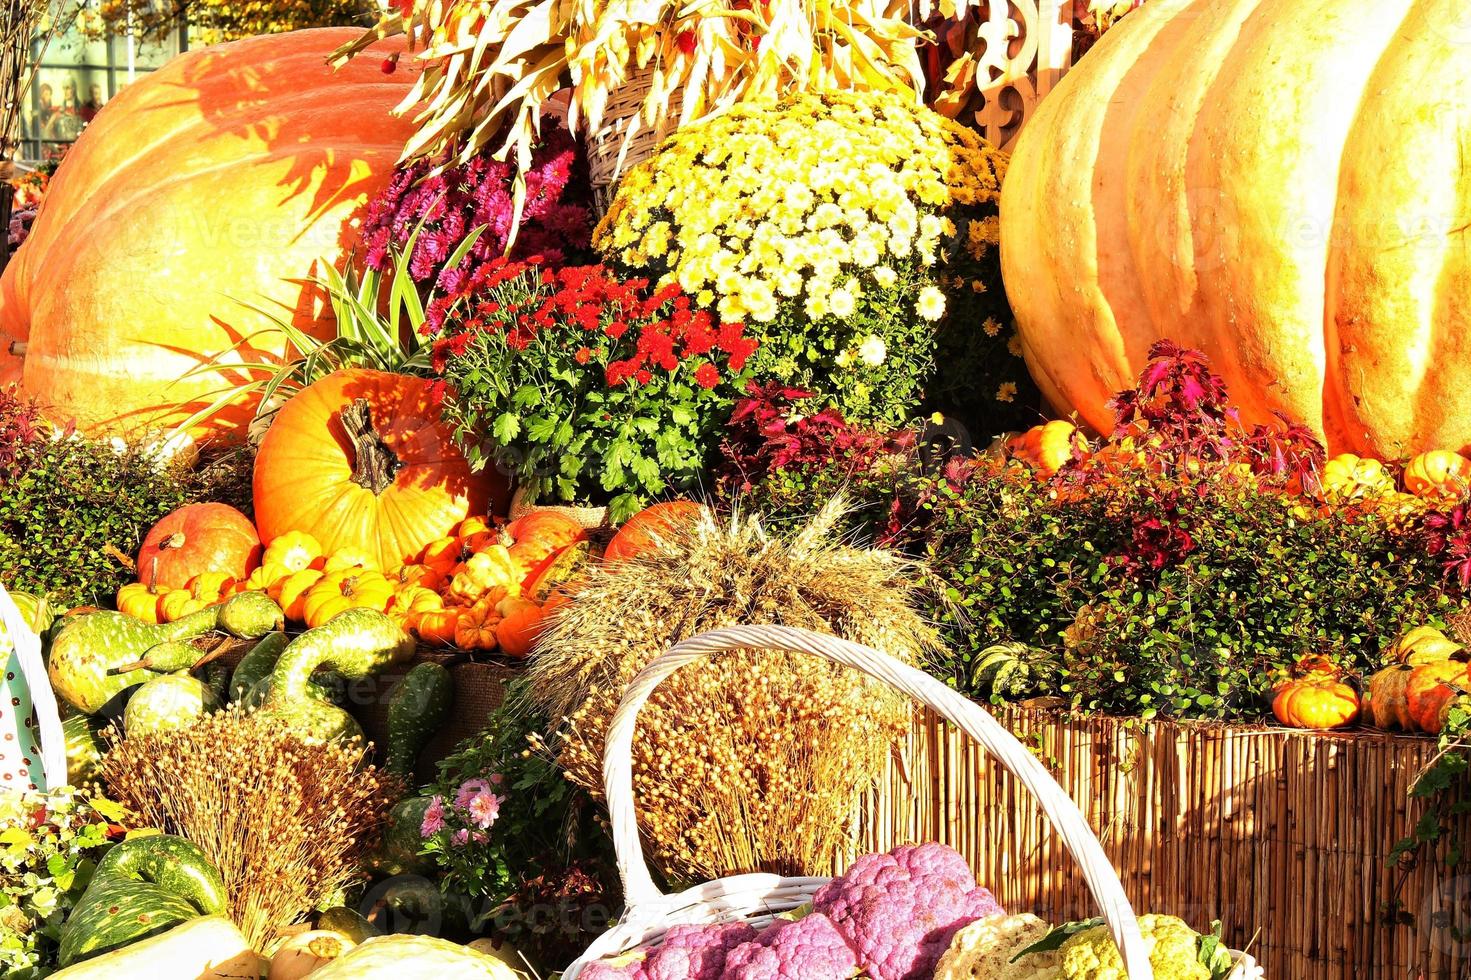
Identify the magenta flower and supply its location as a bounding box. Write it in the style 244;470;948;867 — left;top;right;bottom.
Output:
420;795;446;838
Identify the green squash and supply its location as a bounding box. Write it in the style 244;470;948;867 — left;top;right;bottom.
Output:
317;906;382;945
228;631;290;703
262;609;414;742
48;608;219;713
123;674;220;736
385;663;452;778
368;796;434;877
92;834;228;915
9;591;53;635
217;590;285;639
62;713;106;784
56;878;202;966
118;639;203;674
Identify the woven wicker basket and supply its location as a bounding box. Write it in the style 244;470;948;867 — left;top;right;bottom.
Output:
586;73;677;210
508;485;609;531
563;624;1263;980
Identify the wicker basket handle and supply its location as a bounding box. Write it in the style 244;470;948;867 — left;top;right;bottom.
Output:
601;624;1154;980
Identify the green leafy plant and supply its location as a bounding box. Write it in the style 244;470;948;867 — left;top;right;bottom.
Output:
419;679;616;968
0;788;128;979
429;258;757;520
0;426;198;608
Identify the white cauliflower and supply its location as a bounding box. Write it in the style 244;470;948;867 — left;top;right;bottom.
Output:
933;913;1060;980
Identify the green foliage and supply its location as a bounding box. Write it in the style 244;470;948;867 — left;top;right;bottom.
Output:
420;678;616;967
0;434;197;609
0;788;127;979
920;466;1452;719
1392;696;1471;932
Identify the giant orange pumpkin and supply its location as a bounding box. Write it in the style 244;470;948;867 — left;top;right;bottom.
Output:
252;369;511;572
0;29;419;433
1000;0;1471;458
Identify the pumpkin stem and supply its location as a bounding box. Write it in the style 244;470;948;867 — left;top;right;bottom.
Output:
342;399;401;496
162;532;186;551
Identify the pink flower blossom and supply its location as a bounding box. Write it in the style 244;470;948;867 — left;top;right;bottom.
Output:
466;791;503;831
420;795;446;838
455;779;492;809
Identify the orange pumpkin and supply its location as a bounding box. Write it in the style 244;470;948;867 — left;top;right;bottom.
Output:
158;590;207;623
253;369;509;572
494;597;544;658
1272;675;1359;730
454;603;502;651
418;536;463;574
1404;451;1471;503
1008;422;1088;478
1000;0;1471;458
603;502;706;563
1405;661;1470;734
116;582;169;624
523;543;590;602
187;572;236;604
301;570;396;628
0;29;421;433
502;512;588;573
1388;626;1462;666
262;531;325;575
414;608;462;646
274;567;327;622
136;503;261;591
448;547;521;605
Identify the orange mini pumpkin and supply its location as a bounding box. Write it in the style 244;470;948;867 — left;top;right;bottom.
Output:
1404;451;1471;503
187;572;236;604
494;597;545;658
448;547;521;605
1009;420;1088;478
301;570;395;628
454;602;502;651
1272;675;1359;730
116;582;170;624
262;530;325;575
413;608;461;646
387;585;444;627
253;369;510;573
273;567;326;622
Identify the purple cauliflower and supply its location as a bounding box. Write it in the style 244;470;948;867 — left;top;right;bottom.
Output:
577;922;757;980
723;912;860;980
813;843;1004;980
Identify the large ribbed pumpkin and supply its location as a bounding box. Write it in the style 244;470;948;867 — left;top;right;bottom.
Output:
1000;0;1471;458
252;369;511;572
0;28;418;434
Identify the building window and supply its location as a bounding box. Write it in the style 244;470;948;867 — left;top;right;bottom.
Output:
23;6;187;164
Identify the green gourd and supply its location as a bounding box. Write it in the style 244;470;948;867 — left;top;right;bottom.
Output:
228;631;290;703
115;639;202;675
385;663;453;778
62;713;105;784
217;590;285;639
123;674;220;736
48;608;219;714
203;661;230;704
57;834;226;966
261;609;414;742
368;796;434;877
317;906;382;945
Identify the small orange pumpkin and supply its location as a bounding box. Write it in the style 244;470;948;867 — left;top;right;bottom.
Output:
262;530;325;575
413;608;461;646
1320;453;1395;506
454;603;502;651
394;563;446;594
1009;420;1088;477
302;570;395;628
495;596;545;658
158;589;207;623
241;562;291;594
323;548;378;573
502;512;587;574
418;536;463;574
1404;450;1471;502
273;567;326;622
1272;675;1359;730
1406;661;1470;734
603;502;706;564
116;582;170;624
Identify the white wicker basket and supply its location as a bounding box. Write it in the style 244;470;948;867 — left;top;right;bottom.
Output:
0;581;66;791
563;624;1263;980
585;73;679;210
